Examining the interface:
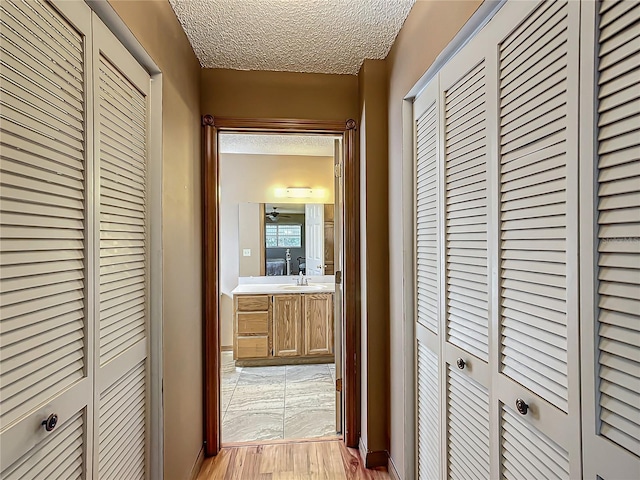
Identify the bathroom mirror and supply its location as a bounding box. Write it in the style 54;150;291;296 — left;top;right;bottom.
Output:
238;202;334;277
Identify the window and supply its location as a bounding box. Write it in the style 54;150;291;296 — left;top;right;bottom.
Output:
266;224;302;248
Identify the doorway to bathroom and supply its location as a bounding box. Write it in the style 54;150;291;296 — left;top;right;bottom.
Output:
201;117;359;455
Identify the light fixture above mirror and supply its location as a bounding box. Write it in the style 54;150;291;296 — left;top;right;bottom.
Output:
274;187;325;199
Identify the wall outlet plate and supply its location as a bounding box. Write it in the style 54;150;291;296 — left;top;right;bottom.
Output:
242;248;251;257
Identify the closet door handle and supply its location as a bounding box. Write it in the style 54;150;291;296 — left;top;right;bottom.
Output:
456;358;466;370
42;413;58;432
515;399;529;416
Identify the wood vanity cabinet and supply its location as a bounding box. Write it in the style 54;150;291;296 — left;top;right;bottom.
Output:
233;292;333;364
234;295;271;360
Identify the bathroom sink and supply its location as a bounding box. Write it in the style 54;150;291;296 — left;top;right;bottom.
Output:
278;284;329;292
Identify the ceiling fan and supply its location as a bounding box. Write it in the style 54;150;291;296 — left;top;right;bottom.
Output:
265;207;291;222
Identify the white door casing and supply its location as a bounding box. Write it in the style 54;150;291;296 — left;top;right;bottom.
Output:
334;138;343;433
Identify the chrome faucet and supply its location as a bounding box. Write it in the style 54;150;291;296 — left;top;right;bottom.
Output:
296;271;308;286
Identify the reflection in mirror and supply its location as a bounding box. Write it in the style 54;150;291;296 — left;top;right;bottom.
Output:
238;202;334;277
264;203;305;275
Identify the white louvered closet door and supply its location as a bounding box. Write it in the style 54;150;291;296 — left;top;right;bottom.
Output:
0;1;93;478
438;27;493;480
581;1;640;479
413;77;441;480
91;16;150;480
493;0;582;477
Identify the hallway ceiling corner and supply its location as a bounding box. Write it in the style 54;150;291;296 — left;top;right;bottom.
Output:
168;0;416;75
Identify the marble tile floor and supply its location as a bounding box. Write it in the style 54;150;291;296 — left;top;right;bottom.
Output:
220;351;338;443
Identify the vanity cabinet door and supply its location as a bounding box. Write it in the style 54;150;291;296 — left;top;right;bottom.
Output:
303;294;334;356
273;295;302;357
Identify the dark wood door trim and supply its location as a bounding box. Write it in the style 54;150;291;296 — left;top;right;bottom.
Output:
202;116;360;455
202;115;220;455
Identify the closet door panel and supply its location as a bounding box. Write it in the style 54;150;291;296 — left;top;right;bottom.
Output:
1;411;86;480
92;16;150;480
417;339;440;480
498;0;573;413
98;361;146;480
441;53;489;365
0;0;93;477
581;1;640;478
414;77;442;480
501;404;570;480
446;366;490;480
492;0;582;476
415;84;440;337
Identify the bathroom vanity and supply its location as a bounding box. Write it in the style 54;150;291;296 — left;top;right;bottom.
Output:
231;282;334;366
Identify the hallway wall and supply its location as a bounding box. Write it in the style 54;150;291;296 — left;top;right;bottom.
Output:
107;2;203;479
201;69;358;121
385;1;483;478
357;59;390;465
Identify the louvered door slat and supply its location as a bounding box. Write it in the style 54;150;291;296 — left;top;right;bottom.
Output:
447;367;490;480
0;6;83;88
501;405;570;480
499;0;570;412
98;53;147;366
417;342;439;480
595;0;640;458
98;362;146;480
444;61;488;361
416;101;439;334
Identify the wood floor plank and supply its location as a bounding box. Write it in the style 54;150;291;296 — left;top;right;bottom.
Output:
197;440;391;480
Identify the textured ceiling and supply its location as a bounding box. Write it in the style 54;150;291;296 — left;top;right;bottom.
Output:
168;0;415;75
219;133;337;156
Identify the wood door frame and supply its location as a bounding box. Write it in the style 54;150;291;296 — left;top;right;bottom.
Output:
202;115;360;456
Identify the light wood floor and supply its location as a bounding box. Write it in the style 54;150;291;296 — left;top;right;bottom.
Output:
196;439;391;480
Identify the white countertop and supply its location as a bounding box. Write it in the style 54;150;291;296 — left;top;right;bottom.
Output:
231;282;335;295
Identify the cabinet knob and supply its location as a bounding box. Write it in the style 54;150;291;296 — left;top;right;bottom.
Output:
515;398;529;416
456;358;466;370
42;413;58;432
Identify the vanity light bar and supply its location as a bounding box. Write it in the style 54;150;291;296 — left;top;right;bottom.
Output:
274;187;325;198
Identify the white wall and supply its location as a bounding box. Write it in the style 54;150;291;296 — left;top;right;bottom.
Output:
219;153;334;347
238;203;262;276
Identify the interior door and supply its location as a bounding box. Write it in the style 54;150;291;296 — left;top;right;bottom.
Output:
439;26;492;479
305;204;324;275
580;1;640;478
0;1;93;477
492;0;582;477
413;74;442;480
333;138;344;433
92;15;150;480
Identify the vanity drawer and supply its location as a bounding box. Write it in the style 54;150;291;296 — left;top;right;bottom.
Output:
237;295;270;312
236;336;269;359
237;312;268;335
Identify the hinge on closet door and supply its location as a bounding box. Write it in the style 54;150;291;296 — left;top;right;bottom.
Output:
334;164;341;178
336;378;342;392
